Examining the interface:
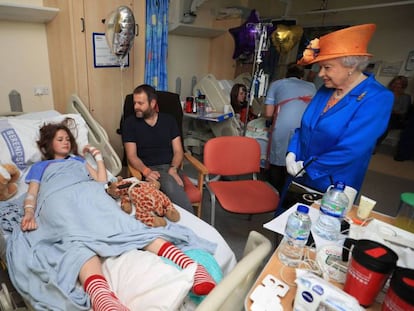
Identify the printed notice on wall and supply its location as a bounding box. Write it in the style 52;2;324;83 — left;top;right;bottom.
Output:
92;33;129;68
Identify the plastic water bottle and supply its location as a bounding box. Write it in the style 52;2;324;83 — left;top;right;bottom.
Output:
313;181;349;241
278;205;312;267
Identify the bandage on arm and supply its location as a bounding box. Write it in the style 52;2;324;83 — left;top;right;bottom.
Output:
24;192;37;213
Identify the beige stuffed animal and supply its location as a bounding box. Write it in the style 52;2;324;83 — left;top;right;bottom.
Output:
106;177;180;227
0;163;20;201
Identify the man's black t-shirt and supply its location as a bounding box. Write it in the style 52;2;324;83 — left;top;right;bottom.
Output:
122;113;180;166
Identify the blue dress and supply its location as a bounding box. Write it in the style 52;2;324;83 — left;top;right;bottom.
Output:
7;159;216;310
287;74;393;192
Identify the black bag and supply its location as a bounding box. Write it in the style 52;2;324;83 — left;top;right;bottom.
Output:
282;181;323;209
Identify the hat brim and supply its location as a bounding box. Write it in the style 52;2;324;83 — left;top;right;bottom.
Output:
299;52;373;65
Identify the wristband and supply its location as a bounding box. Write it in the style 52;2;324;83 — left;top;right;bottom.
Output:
94;153;103;161
170;165;178;171
142;167;151;177
24;204;35;209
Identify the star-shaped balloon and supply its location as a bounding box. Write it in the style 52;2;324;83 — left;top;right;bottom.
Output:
229;10;260;60
229;10;275;61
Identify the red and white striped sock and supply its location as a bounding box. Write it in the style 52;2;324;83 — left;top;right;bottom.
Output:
84;275;130;311
158;242;215;295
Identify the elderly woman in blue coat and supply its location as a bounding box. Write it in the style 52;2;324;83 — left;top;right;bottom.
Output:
286;24;393;195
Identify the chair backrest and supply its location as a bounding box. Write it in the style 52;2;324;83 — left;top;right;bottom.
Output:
119;91;184;146
203;136;261;176
195;231;272;311
156;91;184;140
120;91;183;134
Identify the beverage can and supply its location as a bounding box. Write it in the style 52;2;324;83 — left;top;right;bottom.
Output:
185;97;193;113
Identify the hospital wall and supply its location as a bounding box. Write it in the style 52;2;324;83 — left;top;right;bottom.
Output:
168;0;414;99
0;0;54;113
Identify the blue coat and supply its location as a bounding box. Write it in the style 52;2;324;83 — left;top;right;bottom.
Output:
287;74;393;192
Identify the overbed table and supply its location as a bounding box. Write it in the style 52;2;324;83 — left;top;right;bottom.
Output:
245;207;395;311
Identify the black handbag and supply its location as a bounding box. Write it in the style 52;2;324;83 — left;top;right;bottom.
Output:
282;181;323;209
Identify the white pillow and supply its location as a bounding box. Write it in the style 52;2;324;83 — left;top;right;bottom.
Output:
102;249;194;310
0;114;89;170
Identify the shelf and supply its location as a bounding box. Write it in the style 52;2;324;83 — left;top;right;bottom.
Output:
0;2;59;23
169;23;226;38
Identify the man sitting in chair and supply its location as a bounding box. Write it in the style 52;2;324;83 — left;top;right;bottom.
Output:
122;84;193;212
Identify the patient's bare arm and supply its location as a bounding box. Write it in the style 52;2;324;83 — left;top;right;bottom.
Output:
21;182;39;231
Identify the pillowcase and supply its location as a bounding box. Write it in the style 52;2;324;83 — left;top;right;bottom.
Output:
0;114;89;170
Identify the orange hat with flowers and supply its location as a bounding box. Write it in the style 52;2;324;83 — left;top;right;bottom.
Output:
298;24;376;65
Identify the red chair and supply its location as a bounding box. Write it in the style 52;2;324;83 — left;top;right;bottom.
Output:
203;136;280;226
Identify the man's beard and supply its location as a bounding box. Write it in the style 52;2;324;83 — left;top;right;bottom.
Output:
136;109;154;119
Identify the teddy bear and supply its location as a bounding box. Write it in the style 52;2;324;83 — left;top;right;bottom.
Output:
106;177;180;227
0;163;20;201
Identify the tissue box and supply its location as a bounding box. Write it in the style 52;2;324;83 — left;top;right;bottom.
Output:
293;269;362;311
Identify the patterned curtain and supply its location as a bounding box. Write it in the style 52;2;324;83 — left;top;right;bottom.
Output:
145;0;169;90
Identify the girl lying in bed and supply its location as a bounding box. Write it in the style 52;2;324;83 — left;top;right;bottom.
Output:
7;122;216;311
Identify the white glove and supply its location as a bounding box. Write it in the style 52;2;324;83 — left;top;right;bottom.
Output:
286;153;306;177
286;152;298;176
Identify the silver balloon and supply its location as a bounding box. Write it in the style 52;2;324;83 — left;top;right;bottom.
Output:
105;6;136;62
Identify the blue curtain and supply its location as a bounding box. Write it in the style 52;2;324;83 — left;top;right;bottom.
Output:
145;0;169;90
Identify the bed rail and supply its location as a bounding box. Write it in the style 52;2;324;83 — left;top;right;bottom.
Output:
67;94;122;176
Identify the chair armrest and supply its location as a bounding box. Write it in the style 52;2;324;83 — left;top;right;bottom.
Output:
127;163;143;180
183;152;208;189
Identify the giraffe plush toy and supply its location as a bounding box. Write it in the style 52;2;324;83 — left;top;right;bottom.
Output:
106;177;180;227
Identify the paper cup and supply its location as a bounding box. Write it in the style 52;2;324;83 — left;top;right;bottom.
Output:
224;104;231;114
344;186;357;214
357;195;377;220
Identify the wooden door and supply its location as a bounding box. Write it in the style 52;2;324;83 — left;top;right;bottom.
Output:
82;0;135;156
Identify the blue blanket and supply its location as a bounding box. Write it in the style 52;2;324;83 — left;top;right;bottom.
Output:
6;160;216;310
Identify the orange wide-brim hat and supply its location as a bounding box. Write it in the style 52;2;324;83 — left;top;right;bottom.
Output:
298;24;376;65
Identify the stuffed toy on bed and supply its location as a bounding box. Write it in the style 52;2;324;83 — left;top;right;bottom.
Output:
0;163;20;201
106;177;180;227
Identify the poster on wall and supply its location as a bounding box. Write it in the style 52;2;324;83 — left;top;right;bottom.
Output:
379;61;403;77
92;33;129;68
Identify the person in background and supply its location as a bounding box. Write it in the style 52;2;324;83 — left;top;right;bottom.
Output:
122;84;193;212
287;24;393;194
264;63;316;192
10;122;216;310
306;63;324;90
376;75;412;148
394;110;414;161
230;83;256;132
388;75;412;130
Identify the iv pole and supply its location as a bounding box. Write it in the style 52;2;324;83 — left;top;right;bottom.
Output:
242;23;271;136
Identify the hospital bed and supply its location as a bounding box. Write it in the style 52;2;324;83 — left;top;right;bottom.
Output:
0;94;237;310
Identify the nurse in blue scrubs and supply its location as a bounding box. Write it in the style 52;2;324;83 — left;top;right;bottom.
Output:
286;24;393;194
